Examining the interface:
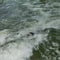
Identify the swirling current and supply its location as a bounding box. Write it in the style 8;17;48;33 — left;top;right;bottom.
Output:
0;0;60;60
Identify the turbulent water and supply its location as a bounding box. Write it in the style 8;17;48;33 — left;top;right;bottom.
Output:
0;0;60;60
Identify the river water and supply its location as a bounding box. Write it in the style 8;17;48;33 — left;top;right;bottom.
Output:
0;0;60;60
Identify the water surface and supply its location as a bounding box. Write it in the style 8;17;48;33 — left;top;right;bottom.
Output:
0;0;60;60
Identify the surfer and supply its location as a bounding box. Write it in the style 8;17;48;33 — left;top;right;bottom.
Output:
27;32;34;36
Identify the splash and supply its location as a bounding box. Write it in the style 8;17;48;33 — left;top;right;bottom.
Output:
0;0;60;60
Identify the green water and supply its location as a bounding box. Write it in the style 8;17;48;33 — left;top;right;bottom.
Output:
30;28;60;60
0;0;60;60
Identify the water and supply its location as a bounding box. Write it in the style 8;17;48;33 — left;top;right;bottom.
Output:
0;0;60;60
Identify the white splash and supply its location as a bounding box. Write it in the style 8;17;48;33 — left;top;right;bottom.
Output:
0;29;8;45
0;19;59;60
0;0;60;60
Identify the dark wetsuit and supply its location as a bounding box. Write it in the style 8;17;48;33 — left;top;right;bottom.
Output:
27;32;34;36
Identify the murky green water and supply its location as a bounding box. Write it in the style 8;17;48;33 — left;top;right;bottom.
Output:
0;0;60;60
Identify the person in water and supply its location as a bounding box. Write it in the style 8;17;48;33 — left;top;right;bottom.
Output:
27;32;34;36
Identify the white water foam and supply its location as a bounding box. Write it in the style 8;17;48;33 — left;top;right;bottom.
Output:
0;0;60;60
0;19;59;60
0;28;44;60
